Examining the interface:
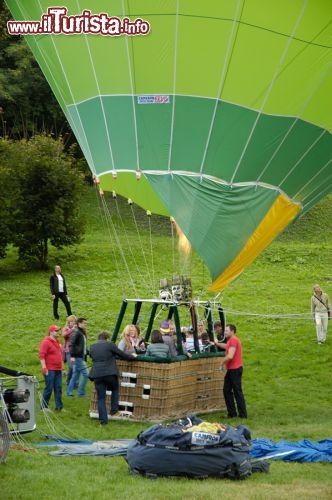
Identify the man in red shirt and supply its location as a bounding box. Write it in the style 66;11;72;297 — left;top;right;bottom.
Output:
217;324;247;419
39;324;64;411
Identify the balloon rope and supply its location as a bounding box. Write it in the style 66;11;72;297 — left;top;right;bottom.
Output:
170;218;176;271
147;214;155;292
129;204;155;291
187;303;313;323
93;183;110;239
222;307;313;320
111;197;151;291
97;192;130;297
92;185;125;296
294;159;332;204
37;389;85;442
296;170;332;213
279;131;327;188
97;189;139;296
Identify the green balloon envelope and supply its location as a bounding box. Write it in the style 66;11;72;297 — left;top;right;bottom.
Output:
6;0;332;289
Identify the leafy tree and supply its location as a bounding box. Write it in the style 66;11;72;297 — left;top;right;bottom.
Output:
0;164;12;258
0;0;69;138
0;134;86;268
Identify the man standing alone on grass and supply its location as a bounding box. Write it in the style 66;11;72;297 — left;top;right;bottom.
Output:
39;324;64;411
215;323;247;419
50;264;72;320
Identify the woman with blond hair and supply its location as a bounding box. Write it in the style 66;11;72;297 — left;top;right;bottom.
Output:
118;324;146;354
62;315;77;385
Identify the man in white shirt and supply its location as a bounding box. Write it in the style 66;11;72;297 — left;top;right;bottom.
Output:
50;264;72;320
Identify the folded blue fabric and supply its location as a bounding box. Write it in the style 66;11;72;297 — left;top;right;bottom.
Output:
250;438;332;462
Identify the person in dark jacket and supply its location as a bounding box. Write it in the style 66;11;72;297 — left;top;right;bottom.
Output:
50;265;72;320
67;317;89;397
89;331;137;424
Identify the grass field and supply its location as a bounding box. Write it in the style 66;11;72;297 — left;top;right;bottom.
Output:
0;188;331;499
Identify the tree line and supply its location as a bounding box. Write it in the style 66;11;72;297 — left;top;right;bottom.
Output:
0;2;88;269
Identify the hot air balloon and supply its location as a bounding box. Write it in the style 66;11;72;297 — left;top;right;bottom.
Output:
6;0;332;291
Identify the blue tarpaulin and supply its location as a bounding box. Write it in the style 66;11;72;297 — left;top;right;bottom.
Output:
39;437;332;462
251;438;332;462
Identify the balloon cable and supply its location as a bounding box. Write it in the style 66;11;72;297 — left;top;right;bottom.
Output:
96;187;139;297
129;203;155;292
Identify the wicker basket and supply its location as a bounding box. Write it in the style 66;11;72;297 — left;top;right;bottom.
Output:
89;357;225;421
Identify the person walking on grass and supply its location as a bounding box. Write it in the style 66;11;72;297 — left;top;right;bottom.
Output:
39;324;64;412
216;323;247;419
50;264;72;320
311;284;331;344
89;331;137;425
67;317;89;397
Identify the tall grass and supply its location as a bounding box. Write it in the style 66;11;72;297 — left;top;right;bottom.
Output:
0;188;331;499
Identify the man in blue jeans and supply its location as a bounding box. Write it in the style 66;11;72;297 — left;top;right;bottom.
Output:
67;317;89;397
39;324;64;411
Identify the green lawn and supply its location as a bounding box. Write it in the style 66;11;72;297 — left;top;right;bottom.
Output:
0;189;331;499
